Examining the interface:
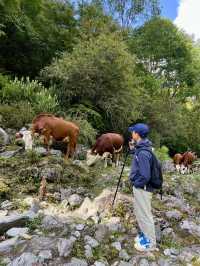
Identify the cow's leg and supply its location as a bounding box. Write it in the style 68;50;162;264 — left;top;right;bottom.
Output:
104;157;108;168
41;128;51;155
116;153;120;167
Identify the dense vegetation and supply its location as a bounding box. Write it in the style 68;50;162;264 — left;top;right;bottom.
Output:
0;0;200;155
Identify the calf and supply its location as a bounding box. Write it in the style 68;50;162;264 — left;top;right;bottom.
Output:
180;151;197;174
87;133;124;167
173;153;183;172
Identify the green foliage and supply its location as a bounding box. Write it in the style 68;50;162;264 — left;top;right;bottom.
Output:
0;74;58;128
42;33;142;131
0;102;35;129
0;74;58;112
154;146;170;162
26;150;42;164
26;216;42;232
0;0;77;77
0;179;10;199
75;118;97;146
103;0;160;27
129;17;196;95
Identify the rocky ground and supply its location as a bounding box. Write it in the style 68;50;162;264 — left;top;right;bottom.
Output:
0;143;200;266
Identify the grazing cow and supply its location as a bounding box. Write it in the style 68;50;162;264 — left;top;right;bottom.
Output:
180;151;197;174
87;133;124;167
31;113;79;160
173;153;183;172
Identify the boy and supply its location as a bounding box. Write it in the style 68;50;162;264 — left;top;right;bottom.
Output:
128;123;157;252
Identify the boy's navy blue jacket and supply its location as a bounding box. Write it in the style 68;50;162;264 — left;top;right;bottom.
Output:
129;139;154;192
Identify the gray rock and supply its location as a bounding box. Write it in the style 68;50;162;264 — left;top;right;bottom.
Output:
57;237;76;257
180;220;200;237
119;249;130;261
95;224;109;241
111;242;122;251
178;245;200;263
85;244;93;258
0;127;10;145
1;200;14;210
163;249;171;256
53;192;61;201
155;222;161;242
139;259;150;266
60;188;74;201
93;262;107;266
0;210;8;217
165;210;183;221
25;236;58;253
1;257;12;265
61;199;69;209
105;217;122;232
84;235;99;248
161;227;174;237
161;160;175;173
40;164;63;182
72;231;81;238
38;250;52;261
0;149;21;159
6;227;29;237
157;258;174;266
63;257;88;266
9;252;39;266
118;262;132;266
0;211;36;234
76;224;85;231
0;237;26;255
41;215;64;230
68;194;83;208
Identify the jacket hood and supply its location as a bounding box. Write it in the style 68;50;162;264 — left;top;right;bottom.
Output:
135;138;152;150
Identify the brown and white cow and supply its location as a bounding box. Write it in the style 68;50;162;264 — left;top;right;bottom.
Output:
180;151;197;174
31;113;79;160
173;153;183;172
87;133;124;167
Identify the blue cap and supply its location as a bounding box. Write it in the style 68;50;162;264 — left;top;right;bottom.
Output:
128;123;150;138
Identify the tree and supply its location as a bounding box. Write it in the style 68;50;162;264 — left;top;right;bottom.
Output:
102;0;160;27
128;17;199;100
41;33;142;131
0;0;77;77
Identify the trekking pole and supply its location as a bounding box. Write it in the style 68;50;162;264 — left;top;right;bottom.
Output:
111;149;130;208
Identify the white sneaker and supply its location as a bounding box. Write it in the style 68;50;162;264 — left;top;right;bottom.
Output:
134;232;144;243
134;236;157;252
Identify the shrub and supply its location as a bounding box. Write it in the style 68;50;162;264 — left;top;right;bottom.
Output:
155;145;170;162
0;102;35;129
0;74;58;111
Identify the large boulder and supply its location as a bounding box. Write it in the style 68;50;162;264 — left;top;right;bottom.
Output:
0;211;36;234
0;237;26;255
0;127;10;145
9;252;39;266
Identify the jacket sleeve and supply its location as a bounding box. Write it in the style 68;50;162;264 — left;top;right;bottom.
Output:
129;155;135;183
134;151;151;188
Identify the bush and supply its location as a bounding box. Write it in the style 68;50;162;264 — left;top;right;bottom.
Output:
77;118;97;146
0;74;58;113
155;146;170;162
0;102;35;129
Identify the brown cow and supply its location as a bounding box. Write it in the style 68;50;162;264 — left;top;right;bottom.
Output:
180;151;197;174
87;133;124;167
173;153;183;172
31;113;79;160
